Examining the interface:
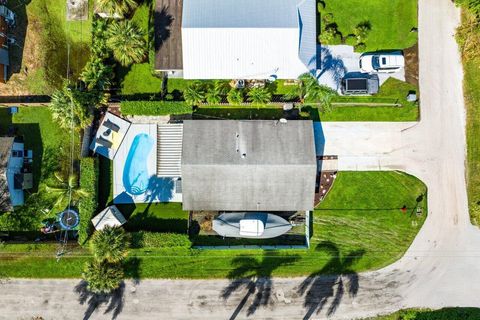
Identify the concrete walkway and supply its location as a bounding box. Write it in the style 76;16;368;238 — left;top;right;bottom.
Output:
0;1;477;319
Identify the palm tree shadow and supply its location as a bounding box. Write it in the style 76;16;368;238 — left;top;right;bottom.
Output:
74;280;125;320
221;251;300;319
297;241;365;320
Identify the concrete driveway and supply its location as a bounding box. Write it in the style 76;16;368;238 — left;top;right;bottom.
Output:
0;1;478;319
317;45;406;90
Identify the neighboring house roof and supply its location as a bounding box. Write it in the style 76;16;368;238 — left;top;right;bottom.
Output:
154;0;183;71
181;120;317;211
181;0;317;79
0;137;14;212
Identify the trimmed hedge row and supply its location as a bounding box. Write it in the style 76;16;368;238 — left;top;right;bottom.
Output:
78;157;99;245
130;232;192;248
120;101;192;116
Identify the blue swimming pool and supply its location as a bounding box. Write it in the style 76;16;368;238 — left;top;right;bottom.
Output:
123;133;155;195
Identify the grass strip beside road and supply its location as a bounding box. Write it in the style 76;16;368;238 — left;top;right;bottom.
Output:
364;308;480;320
0;172;426;279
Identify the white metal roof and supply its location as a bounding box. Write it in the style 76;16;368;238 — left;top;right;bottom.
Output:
181;0;317;79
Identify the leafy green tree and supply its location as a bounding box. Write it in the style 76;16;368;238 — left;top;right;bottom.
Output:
45;172;89;209
91;18;111;59
183;81;206;105
107;21;146;67
90;226;130;264
80;58;113;91
82;259;124;294
96;0;137;18
49;86;91;130
227;88;244;105
247;87;272;105
50;83;108;130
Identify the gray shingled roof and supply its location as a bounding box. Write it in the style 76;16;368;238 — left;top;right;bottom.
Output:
181;120;317;211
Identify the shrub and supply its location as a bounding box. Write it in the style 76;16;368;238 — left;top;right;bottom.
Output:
82;259;124;294
247;87;272;105
227;89;244;104
354;21;371;44
354;42;367;52
130;232;191;248
90;226;130;263
183;81;207;106
319;26;337;44
344;34;357;46
120;101;192;115
78;158;99;245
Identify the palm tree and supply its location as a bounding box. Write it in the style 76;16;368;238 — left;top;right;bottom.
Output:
227;88;244;105
183;81;206;105
50;86;91;130
206;86;222;104
298;73;321;102
82;259;124;294
90;226;130;264
80;58;113;91
295;73;337;111
107;21;146;67
45;172;89;209
96;0;137;18
213;80;231;95
247;87;272;105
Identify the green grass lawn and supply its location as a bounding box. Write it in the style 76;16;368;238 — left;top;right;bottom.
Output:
320;0;418;51
364;308;480;320
0;171;426;278
117;0;165;95
118;63;163;95
120;203;189;233
7;0;92;93
464;57;480;225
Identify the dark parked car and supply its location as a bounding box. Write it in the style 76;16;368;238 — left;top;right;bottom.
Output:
341;72;379;95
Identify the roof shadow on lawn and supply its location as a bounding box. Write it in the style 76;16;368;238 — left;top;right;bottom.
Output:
297;241;365;320
221;251;300;320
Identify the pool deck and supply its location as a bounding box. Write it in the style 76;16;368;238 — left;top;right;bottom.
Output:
113;123;182;204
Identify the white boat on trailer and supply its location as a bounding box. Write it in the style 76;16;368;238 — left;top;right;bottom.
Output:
212;212;292;239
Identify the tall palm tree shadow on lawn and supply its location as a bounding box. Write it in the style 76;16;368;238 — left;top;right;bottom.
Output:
74;280;125;320
221;251;300;320
297;241;365;320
